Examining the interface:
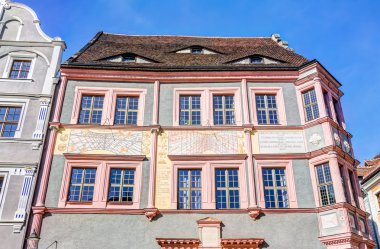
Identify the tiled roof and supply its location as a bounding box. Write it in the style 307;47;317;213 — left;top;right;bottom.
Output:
64;32;310;71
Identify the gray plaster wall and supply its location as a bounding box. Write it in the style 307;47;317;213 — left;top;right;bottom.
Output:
60;80;154;125
0;226;24;249
44;155;151;208
247;82;301;125
292;159;316;208
39;213;326;249
159;82;242;126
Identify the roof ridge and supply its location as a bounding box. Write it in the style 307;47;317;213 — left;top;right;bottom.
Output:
102;32;272;39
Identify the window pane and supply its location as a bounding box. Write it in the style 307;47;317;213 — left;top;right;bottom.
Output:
262;168;289;208
179;96;201;126
108;169;135;203
315;163;336;206
114;96;139;125
178;169;202;209
78;95;104;124
256;94;278;125
303;89;319;121
0;106;22;137
215;169;239;209
9;60;31;79
68;168;96;202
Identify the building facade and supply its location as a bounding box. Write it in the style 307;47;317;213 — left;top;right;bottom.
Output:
358;155;380;248
0;1;65;248
28;33;374;249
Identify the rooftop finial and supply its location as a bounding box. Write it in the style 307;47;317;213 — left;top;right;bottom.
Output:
271;33;292;50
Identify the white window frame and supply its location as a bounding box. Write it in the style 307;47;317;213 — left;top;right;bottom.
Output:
2;52;37;80
0;98;29;138
0;172;10;219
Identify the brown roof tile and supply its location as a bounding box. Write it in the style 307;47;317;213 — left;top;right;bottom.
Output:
64;32;309;70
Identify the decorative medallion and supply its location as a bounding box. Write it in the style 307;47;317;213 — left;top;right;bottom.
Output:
309;133;322;146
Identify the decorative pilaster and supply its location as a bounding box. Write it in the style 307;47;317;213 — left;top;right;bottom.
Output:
328;151;346;203
14;167;36;223
32;98;50;139
145;127;161;221
244;128;258;214
27;207;45;249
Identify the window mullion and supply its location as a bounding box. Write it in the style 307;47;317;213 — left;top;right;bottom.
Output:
79;170;85;201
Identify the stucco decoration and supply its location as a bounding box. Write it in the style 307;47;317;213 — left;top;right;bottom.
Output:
309;133;322;146
333;133;341;147
168;130;245;155
343;141;351;154
56;129;145;155
0;0;10;9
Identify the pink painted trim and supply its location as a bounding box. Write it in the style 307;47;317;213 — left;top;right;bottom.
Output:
53;76;68;122
209;87;243;126
172;87;243;126
210;162;248;209
170;160;248;209
249;87;287;126
152;80;160;125
103;162;142;209
35;128;58;206
255;160;298;208
241;79;250;124
61;67;299;83
58;159;142;209
171;162;211;209
296;78;327;125
71;87;146;125
70;87;110;124
173;88;207;126
148;128;159;208
322;122;334;146
308;153;347;207
244;130;257;207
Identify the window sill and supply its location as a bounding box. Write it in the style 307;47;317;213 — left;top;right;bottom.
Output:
0;78;33;83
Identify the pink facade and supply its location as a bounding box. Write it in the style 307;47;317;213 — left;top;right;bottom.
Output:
26;34;375;249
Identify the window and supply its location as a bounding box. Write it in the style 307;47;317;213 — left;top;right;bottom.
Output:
114;96;139;125
68;168;97;202
302;88;319;122
122;54;136;62
178;169;202;209
333;99;342;125
323;91;332;118
215;169;240;209
315;163;336;206
359;217;367;234
256;94;279;124
0;176;3;195
339;165;350;203
59;158;143;209
0;106;21;137
250;57;263;64
9;60;31;79
191;47;203;54
348;171;359;207
108;169;135;203
213;95;235;125
262;168;289;208
78;95;104;124
348;212;358;231
179;96;201;125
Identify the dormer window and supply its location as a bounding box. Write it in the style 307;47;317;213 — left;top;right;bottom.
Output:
250;57;263;64
122;54;136;62
191;47;203;54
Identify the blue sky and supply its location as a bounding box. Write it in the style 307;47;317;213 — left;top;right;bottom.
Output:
23;0;380;163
